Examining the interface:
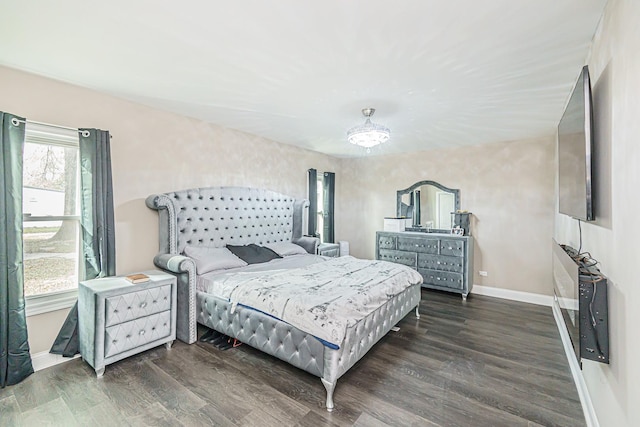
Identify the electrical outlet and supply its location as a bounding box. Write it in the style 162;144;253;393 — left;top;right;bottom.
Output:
479;271;488;277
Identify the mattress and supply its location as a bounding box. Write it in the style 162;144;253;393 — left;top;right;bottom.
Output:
197;256;423;348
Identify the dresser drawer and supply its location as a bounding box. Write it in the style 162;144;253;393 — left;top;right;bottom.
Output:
377;235;396;250
418;254;464;273
378;249;417;268
397;236;439;254
105;284;172;327
104;310;172;358
419;269;464;290
440;239;465;257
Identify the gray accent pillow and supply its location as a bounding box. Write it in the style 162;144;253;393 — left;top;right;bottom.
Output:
265;242;308;257
183;246;248;274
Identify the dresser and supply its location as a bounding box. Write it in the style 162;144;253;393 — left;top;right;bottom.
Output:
78;271;177;377
376;231;474;299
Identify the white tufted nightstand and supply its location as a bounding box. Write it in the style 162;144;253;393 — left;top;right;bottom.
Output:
78;271;176;377
318;243;340;257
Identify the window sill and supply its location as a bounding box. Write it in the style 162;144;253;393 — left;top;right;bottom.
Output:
26;289;77;317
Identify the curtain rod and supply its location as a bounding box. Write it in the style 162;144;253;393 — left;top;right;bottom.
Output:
11;118;94;138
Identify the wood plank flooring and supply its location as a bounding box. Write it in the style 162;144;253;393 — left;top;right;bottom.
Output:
0;290;585;426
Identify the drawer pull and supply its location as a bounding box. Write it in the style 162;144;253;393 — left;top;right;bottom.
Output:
139;330;145;336
140;302;147;308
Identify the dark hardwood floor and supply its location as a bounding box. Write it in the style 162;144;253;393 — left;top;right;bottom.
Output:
0;290;585;426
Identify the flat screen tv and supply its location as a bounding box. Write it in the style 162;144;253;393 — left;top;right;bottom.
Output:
558;65;595;221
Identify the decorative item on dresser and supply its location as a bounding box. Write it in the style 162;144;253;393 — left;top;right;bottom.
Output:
78;271;177;377
376;231;474;299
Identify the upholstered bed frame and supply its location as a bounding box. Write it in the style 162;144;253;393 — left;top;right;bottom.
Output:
146;187;421;410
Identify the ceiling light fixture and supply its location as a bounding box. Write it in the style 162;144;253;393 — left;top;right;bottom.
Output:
347;108;390;151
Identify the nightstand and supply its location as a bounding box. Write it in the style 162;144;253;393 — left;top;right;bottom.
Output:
318;243;340;257
78;271;177;377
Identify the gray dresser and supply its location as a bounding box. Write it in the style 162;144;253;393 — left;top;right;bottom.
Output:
78;271;177;377
376;231;474;299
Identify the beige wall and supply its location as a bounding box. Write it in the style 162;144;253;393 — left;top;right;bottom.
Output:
337;136;556;295
8;16;635;425
554;0;640;425
0;65;337;353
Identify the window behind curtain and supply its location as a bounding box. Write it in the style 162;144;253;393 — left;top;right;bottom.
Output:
22;125;81;297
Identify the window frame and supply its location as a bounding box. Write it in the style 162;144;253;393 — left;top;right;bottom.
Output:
23;124;82;317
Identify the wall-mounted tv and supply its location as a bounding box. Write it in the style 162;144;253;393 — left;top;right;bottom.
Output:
558;65;595;221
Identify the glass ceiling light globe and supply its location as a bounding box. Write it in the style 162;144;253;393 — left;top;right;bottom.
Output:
347;108;390;150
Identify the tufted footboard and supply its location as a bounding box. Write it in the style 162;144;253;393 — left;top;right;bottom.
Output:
196;283;422;411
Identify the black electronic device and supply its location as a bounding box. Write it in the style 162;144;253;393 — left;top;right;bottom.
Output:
552;240;609;366
558;65;595;222
578;271;609;364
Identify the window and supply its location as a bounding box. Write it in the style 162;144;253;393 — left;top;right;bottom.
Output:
23;124;81;314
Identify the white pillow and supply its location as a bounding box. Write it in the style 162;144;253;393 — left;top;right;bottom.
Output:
183;246;248;274
265;242;308;257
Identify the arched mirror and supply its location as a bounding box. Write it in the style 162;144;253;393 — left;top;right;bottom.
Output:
397;180;460;233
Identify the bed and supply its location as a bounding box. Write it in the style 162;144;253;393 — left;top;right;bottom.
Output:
146;187;422;411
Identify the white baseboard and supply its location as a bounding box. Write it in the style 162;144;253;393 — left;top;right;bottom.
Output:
552;299;599;427
30;350;80;372
472;284;553;306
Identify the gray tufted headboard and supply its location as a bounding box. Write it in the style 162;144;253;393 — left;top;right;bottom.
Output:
146;187;310;256
145;187;318;344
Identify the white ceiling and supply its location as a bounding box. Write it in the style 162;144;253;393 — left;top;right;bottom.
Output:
0;1;607;157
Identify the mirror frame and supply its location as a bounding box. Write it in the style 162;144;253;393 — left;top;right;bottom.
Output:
396;180;460;232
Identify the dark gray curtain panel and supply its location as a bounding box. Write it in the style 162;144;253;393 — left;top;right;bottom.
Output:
414;190;421;227
322;172;335;243
307;168;318;237
79;129;116;278
51;129;115;357
0;112;34;387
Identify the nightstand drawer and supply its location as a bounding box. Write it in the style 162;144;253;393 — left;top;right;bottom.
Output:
105;284;172;327
104;310;172;358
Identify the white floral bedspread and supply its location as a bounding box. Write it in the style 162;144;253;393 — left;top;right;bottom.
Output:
209;256;423;347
